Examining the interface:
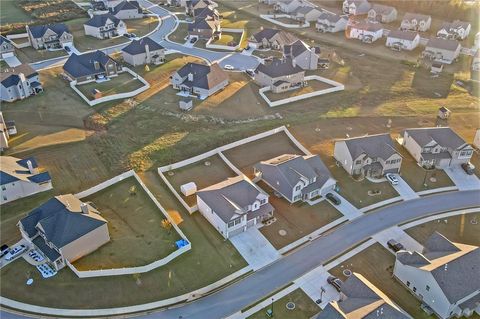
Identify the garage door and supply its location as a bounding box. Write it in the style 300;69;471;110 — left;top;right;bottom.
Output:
228;226;245;237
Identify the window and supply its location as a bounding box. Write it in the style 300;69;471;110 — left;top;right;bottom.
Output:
406;281;410;287
3;196;6;201
295;185;301;191
1;185;5;191
260;199;266;205
355;160;361;164
413;287;417;293
426;285;430;291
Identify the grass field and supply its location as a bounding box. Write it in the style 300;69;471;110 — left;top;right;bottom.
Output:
16;47;68;64
247;288;320;319
168;22;188;43
211;30;243;47
0;0;32;25
73;177;182;270
263;80;335;103
75;72;146;102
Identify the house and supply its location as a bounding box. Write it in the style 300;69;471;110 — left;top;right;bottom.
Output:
291;6;323;22
63;50;122;83
342;0;371;15
121;37;165;66
316;12;348;33
317;273;409;319
394;232;480;319
26;23;73;50
367;4;397;23
248;28;298;50
437;20;471;40
283;40;320;70
386;30;420;51
17;194;110;271
92;0;123;9
400;13;431;32
438;106;451;120
110;0;143;19
334;133;402;179
274;0;308;13
188;7;221;40
0;112;16;151
170;62;228;99
473;129;480;149
185;0;217;16
254;58;305;93
0;35;15;60
0;64;43;103
196;176;274;239
253;154;336;203
401;127;473;169
83;13;127;39
422;38;461;64
348;21;383;43
0;156;52;205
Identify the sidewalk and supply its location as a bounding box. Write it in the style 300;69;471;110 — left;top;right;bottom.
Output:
444;166;480;191
372;226;424;253
391;174;419;200
329;192;362;219
294;265;340;309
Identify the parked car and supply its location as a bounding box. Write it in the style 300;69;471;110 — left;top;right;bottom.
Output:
327;276;343;292
326;193;341;205
0;245;9;258
4;244;27;261
461;162;475;175
387;239;404;252
224;64;235;70
245;69;255;77
64;46;71;52
385;173;399;185
190;37;197;43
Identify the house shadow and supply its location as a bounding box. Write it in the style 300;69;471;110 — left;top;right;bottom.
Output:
411;67;454;98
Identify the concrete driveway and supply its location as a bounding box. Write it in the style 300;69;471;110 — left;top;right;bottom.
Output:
3;55;22;67
391;174;419;200
328;192;362;220
294;265;340;309
445;166;480;190
373;226;424;253
229;227;280;271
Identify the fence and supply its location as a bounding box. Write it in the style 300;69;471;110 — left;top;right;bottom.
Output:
259;75;345;107
70;170;191;278
205;28;245;51
70;67;150;106
158;126;310;214
260;14;309;28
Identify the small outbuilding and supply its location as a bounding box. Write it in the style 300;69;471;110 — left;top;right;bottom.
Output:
179;98;193;111
438;106;451;119
431;62;444;74
180;182;197;196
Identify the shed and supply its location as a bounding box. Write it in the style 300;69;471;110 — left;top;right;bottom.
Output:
91;88;102;99
318;58;330;69
431;62;444;74
179;98;193;111
180;182;197;196
438;107;451;119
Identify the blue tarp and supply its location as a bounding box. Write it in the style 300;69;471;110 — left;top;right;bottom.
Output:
175;239;189;249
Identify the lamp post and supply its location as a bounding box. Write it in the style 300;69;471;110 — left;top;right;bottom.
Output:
271;298;274;317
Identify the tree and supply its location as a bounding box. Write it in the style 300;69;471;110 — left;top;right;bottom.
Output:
161;219;173;234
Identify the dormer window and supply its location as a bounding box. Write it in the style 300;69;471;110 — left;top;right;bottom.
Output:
260;198;266;205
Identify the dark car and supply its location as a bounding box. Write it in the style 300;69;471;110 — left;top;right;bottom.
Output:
461;162;475;175
190;37;197;43
0;245;9;258
327;276;342;292
64;46;71;52
326;193;341;205
387;239;404;252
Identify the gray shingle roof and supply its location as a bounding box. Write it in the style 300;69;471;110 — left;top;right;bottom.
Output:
341;133;399;161
423;231;460;259
28;23;70;38
439;20;470;32
111;0;141;15
317;12;346;23
403;12;431;23
63;50;116;78
0;35;11;45
397;250;431;267
0;156;48;186
402;127;467;149
255;58;304;78
0;64;38;88
387;30;418;41
250;28;298;46
370;4;396;15
426;38;461;51
284;40;317;58
84;13;122;28
351;21;383;32
175;62;228;90
122;37;164;55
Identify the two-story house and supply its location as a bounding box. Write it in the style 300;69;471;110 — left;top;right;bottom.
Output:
437;20;471;40
254;58;306;93
110;0;144;19
1;156;52;205
17;194;110;271
0;35;15;60
274;0;308;14
26;23;73;50
400;13;432;32
367;4;397;23
248;28;298;50
1;64;43;103
394;232;480;319
188;10;221;40
170;62;228;99
342;0;371;15
291;6;323;23
121;37;165;66
254;154;336;203
185;0;217;16
401;127;473;169
316;12;348;33
334;133;402;179
196;176;274;238
63;50;122;83
283;40;320;70
386;30;420;51
348;21;384;43
422;38;461;64
83;13;127;39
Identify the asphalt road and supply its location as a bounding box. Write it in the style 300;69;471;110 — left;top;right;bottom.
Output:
2;190;479;319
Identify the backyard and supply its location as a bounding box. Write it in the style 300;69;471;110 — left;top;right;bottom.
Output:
16;46;68;64
72;176;182;270
263;79;336;103
211;30;243;47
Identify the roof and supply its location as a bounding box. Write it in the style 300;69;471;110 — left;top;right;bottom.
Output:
345;0;371;13
196;176;272;223
188;17;218;31
0;64;38;88
402;127;468;150
317;12;346;23
370;4;396;15
32;236;61;262
194;6;218;18
63;50;116;78
283;40;318;58
174;62;228;90
111;0;141;15
439;20;471;32
250;28;298;46
351;21;383;32
19;194;107;248
255;58;304;78
439;106;450;113
293;6;317;15
339;133;399;161
403;12;431;23
122;37;164;55
84;13;122;28
316;273;408;319
254;154;332;199
27;23;70;38
0;35;12;46
0;156;50;186
387;30;418;41
426;38;461;51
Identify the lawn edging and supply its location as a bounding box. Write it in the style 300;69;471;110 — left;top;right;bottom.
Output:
206;28;245;51
69;170;190;278
260;14;309;28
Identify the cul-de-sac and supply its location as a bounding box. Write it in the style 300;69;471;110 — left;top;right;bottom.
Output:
0;0;479;318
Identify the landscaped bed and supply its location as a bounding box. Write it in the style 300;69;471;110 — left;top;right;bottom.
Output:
72;176;182;270
75;72;146;101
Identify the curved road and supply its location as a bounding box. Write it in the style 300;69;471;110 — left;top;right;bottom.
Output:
31;0;260;71
2;190;479;319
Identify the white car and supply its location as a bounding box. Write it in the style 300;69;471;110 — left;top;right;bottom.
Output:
385;173;399;186
224;64;235;70
4;244;27;261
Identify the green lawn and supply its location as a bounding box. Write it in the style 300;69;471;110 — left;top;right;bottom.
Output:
263;80;334;103
168;22;188;43
16;46;68;64
247;288;320;319
75;72;146;101
73;176;182;270
0;0;32;25
211;31;243;47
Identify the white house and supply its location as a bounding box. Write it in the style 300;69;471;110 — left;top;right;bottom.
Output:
400;13;431;32
316;12;348;33
401;127;473;169
342;0;371;15
367;4;397;23
291;6;322;22
110;0;144;19
254;154;336;203
1;156;52;205
437;20;471;40
422;38;461;64
83;13;127;39
386;30;420;51
274;0;307;13
394;232;480;319
0;35;15;60
348;21;383;43
121;37;165;66
283;40;320;70
196;176;274;238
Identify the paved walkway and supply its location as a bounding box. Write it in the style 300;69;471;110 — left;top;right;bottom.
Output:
229;227;280;271
294;265;340;309
445;166;480;191
391;174;419;200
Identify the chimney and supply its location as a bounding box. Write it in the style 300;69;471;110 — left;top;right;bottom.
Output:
26;160;35;174
80;203;89;214
188;72;194;81
145;43;150;56
93;61;100;70
292;59;296;68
